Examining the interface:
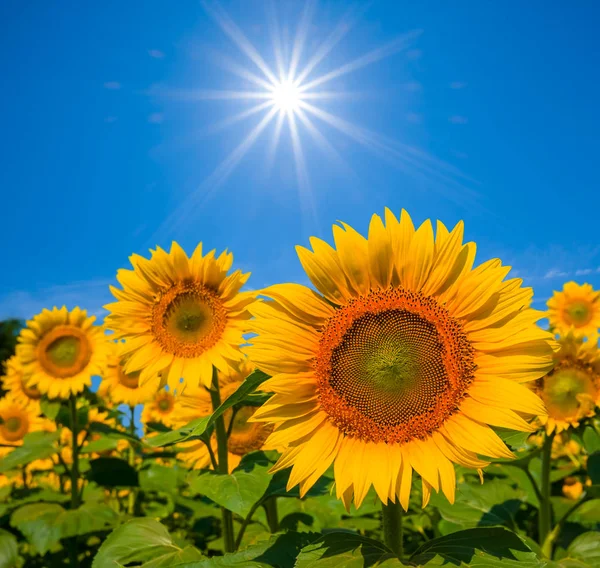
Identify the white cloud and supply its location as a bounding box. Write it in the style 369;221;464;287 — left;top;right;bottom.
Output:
449;115;468;124
148;113;164;124
450;81;467;89
0;279;114;322
148;49;165;59
103;81;121;90
544;269;569;279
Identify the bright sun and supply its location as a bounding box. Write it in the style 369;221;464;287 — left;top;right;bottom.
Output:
270;80;301;113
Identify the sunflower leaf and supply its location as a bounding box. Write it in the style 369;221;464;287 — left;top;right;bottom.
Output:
565;532;600;566
146;369;270;448
409;526;546;567
0;431;60;473
87;457;139;487
0;528;18;568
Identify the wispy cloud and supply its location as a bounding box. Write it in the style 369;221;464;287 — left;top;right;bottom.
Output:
148;49;165;59
450;81;467;89
543;268;569;279
103;81;121;90
0;279;115;322
406;48;422;60
449;115;468;124
148;113;164;124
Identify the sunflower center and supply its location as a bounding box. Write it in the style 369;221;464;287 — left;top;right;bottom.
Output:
316;288;476;445
542;364;597;420
1;413;29;442
21;380;42;400
38;325;92;378
564;301;592;326
227;406;272;456
157;397;173;412
118;366;140;389
152;283;227;358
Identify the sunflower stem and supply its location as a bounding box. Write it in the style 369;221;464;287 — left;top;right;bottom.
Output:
68;395;80;567
382;500;404;559
210;367;235;554
127;405;137;516
263;497;279;533
538;431;555;550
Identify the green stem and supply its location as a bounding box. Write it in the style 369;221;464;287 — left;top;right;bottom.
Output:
263;497;279;533
68;395;80;568
234;499;263;551
523;468;544;507
127;406;137;515
538;431;555;548
382;500;404;559
209;367;235;554
542;494;590;558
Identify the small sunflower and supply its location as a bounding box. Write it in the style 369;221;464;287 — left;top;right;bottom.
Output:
16;306;108;399
562;477;584;500
533;333;600;434
104;242;255;390
99;342;159;406
141;389;178;428
0;397;51;452
171;361;272;472
248;209;556;510
548;282;600;339
1;355;42;410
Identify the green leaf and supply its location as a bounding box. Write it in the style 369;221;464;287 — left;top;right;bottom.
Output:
140;547;205;567
56;405;88;429
140;464;180;494
587;452;600;485
0;488;69;517
429;478;529;531
92;518;181;568
88;457;139;487
566;532;600;566
0;431;60;473
10;502;119;554
146;370;270;447
189;452;272;517
40;399;61;420
296;532;402;567
88;422;139;444
0;528;18;568
583;427;600;454
80;435;119;454
410;527;545;567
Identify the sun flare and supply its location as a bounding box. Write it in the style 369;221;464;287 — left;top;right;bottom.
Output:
270;80;302;113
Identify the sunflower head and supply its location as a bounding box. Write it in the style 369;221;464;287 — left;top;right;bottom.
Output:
248;209;556;510
141;389;178;428
17;306;108;399
562;476;584;500
104;242;255;390
547;282;600;339
99;341;159;406
1;355;42;410
0;397;49;447
534;333;600;435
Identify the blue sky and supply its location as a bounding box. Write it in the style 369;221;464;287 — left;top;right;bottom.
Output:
2;0;600;322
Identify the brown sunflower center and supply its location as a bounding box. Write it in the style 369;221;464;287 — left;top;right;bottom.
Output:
541;362;597;420
1;413;29;442
118;366;140;389
227;406;273;456
316;288;476;445
151;282;227;358
21;379;42;400
38;325;92;379
564;301;593;327
157;396;174;413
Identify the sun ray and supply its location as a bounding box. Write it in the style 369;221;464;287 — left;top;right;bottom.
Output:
153;88;272;101
265;110;286;174
287;0;316;82
210;50;275;91
206;100;275;135
202;0;279;86
267;1;286;82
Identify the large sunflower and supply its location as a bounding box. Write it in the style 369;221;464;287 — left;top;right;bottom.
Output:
104;242;255;390
16;307;108;399
171;361;272;472
98;342;159;406
533;333;600;434
547;282;600;339
0;397;52;454
248;209;556;510
1;355;42;410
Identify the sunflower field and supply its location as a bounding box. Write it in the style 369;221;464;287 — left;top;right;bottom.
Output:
1;209;600;568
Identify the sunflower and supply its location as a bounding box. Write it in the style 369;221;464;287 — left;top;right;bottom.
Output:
548;282;600;339
141;389;178;428
533;333;600;435
0;397;51;453
104;242;255;390
247;209;556;510
1;355;42;410
99;342;159;406
171;360;272;472
562;477;584;500
16;306;108;399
